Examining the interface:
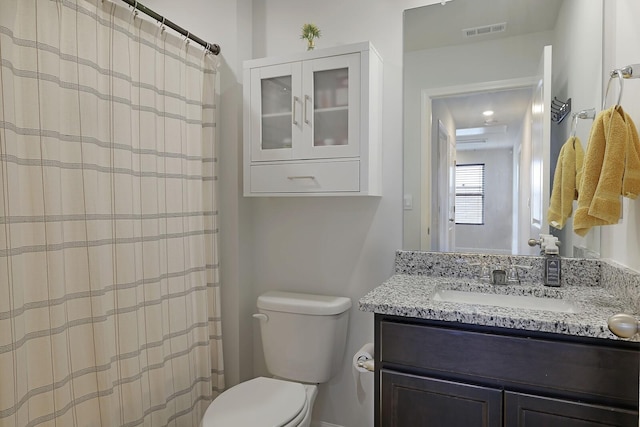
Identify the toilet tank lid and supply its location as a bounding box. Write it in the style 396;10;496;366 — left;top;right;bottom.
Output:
257;291;352;315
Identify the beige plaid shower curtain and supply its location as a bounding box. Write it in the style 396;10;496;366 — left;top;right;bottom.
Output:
0;0;224;425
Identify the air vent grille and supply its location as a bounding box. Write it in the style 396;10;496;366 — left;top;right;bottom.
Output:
463;22;507;38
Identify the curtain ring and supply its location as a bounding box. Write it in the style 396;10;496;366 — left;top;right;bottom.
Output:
132;0;139;18
185;32;190;45
603;69;624;110
160;17;166;32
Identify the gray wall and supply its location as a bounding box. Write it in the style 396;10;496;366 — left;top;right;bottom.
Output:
456;148;514;254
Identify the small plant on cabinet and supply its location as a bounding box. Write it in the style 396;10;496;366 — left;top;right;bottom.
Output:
301;23;321;50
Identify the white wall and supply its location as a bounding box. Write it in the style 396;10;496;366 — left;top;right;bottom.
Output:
456;148;513;254
600;0;640;271
249;2;412;425
550;0;603;257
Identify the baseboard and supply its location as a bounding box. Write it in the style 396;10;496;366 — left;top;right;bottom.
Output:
311;421;344;427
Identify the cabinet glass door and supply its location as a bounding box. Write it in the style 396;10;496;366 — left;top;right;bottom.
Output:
300;53;361;159
313;68;349;147
261;76;293;150
250;63;302;161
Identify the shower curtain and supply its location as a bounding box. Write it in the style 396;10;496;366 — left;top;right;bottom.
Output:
0;0;224;426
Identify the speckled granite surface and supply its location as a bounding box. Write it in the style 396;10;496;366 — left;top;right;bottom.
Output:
359;251;640;341
601;259;640;314
393;250;601;286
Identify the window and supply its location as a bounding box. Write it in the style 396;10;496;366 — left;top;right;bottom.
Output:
455;164;485;225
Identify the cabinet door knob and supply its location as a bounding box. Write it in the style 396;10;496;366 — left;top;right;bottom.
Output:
607;313;640;338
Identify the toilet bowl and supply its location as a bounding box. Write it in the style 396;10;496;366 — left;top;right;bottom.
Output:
200;291;351;427
201;377;317;427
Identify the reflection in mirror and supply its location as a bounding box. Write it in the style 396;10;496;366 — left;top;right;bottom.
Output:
403;0;603;258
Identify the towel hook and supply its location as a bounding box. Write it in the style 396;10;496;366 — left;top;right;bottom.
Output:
569;108;596;147
603;69;624;110
570;113;579;139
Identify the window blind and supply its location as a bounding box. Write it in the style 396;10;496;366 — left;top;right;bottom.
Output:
455;163;485;225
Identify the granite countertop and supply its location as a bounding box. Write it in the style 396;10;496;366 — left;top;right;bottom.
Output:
359;274;634;341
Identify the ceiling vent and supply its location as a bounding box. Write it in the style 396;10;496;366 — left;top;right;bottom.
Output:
463;22;507;38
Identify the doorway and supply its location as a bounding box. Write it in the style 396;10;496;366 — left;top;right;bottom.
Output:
421;78;538;254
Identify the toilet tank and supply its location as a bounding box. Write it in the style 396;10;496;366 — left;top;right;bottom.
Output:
256;291;352;384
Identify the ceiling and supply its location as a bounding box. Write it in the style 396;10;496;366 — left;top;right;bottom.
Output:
405;0;562;151
404;0;562;52
434;87;533;151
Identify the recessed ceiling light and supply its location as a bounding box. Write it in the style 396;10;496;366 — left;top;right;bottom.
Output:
482;110;494;117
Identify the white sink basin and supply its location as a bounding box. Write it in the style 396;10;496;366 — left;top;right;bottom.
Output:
432;289;579;313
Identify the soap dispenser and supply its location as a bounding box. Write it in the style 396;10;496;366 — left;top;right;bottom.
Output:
542;236;561;287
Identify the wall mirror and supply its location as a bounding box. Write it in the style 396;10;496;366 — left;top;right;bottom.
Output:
403;0;603;258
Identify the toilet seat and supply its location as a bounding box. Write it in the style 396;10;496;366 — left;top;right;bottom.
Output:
201;377;308;427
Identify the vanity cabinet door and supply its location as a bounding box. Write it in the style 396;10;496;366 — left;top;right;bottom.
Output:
505;391;639;427
381;370;502;427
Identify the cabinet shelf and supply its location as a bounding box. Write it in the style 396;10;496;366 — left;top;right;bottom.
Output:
314;106;349;114
261;106;347;120
262;111;292;119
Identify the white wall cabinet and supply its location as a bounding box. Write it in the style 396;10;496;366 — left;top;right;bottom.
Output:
243;42;382;196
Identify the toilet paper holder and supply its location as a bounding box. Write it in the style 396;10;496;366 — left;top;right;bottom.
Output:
356;355;374;372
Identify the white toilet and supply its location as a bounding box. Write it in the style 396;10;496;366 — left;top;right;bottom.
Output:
201;290;352;427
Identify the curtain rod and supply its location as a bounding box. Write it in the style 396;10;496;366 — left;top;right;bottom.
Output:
119;0;221;55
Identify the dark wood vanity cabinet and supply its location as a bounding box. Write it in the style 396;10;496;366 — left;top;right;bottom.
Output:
375;315;640;427
382;370;502;426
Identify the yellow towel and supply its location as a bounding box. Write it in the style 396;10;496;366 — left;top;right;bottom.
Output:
574;105;640;236
623;110;640;198
588;106;628;224
548;136;584;229
574;107;612;236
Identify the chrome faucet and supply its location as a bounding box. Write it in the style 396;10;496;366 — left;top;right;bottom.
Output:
475;262;529;285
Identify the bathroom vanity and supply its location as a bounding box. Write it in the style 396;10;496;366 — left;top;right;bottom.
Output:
376;316;637;427
360;251;640;427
